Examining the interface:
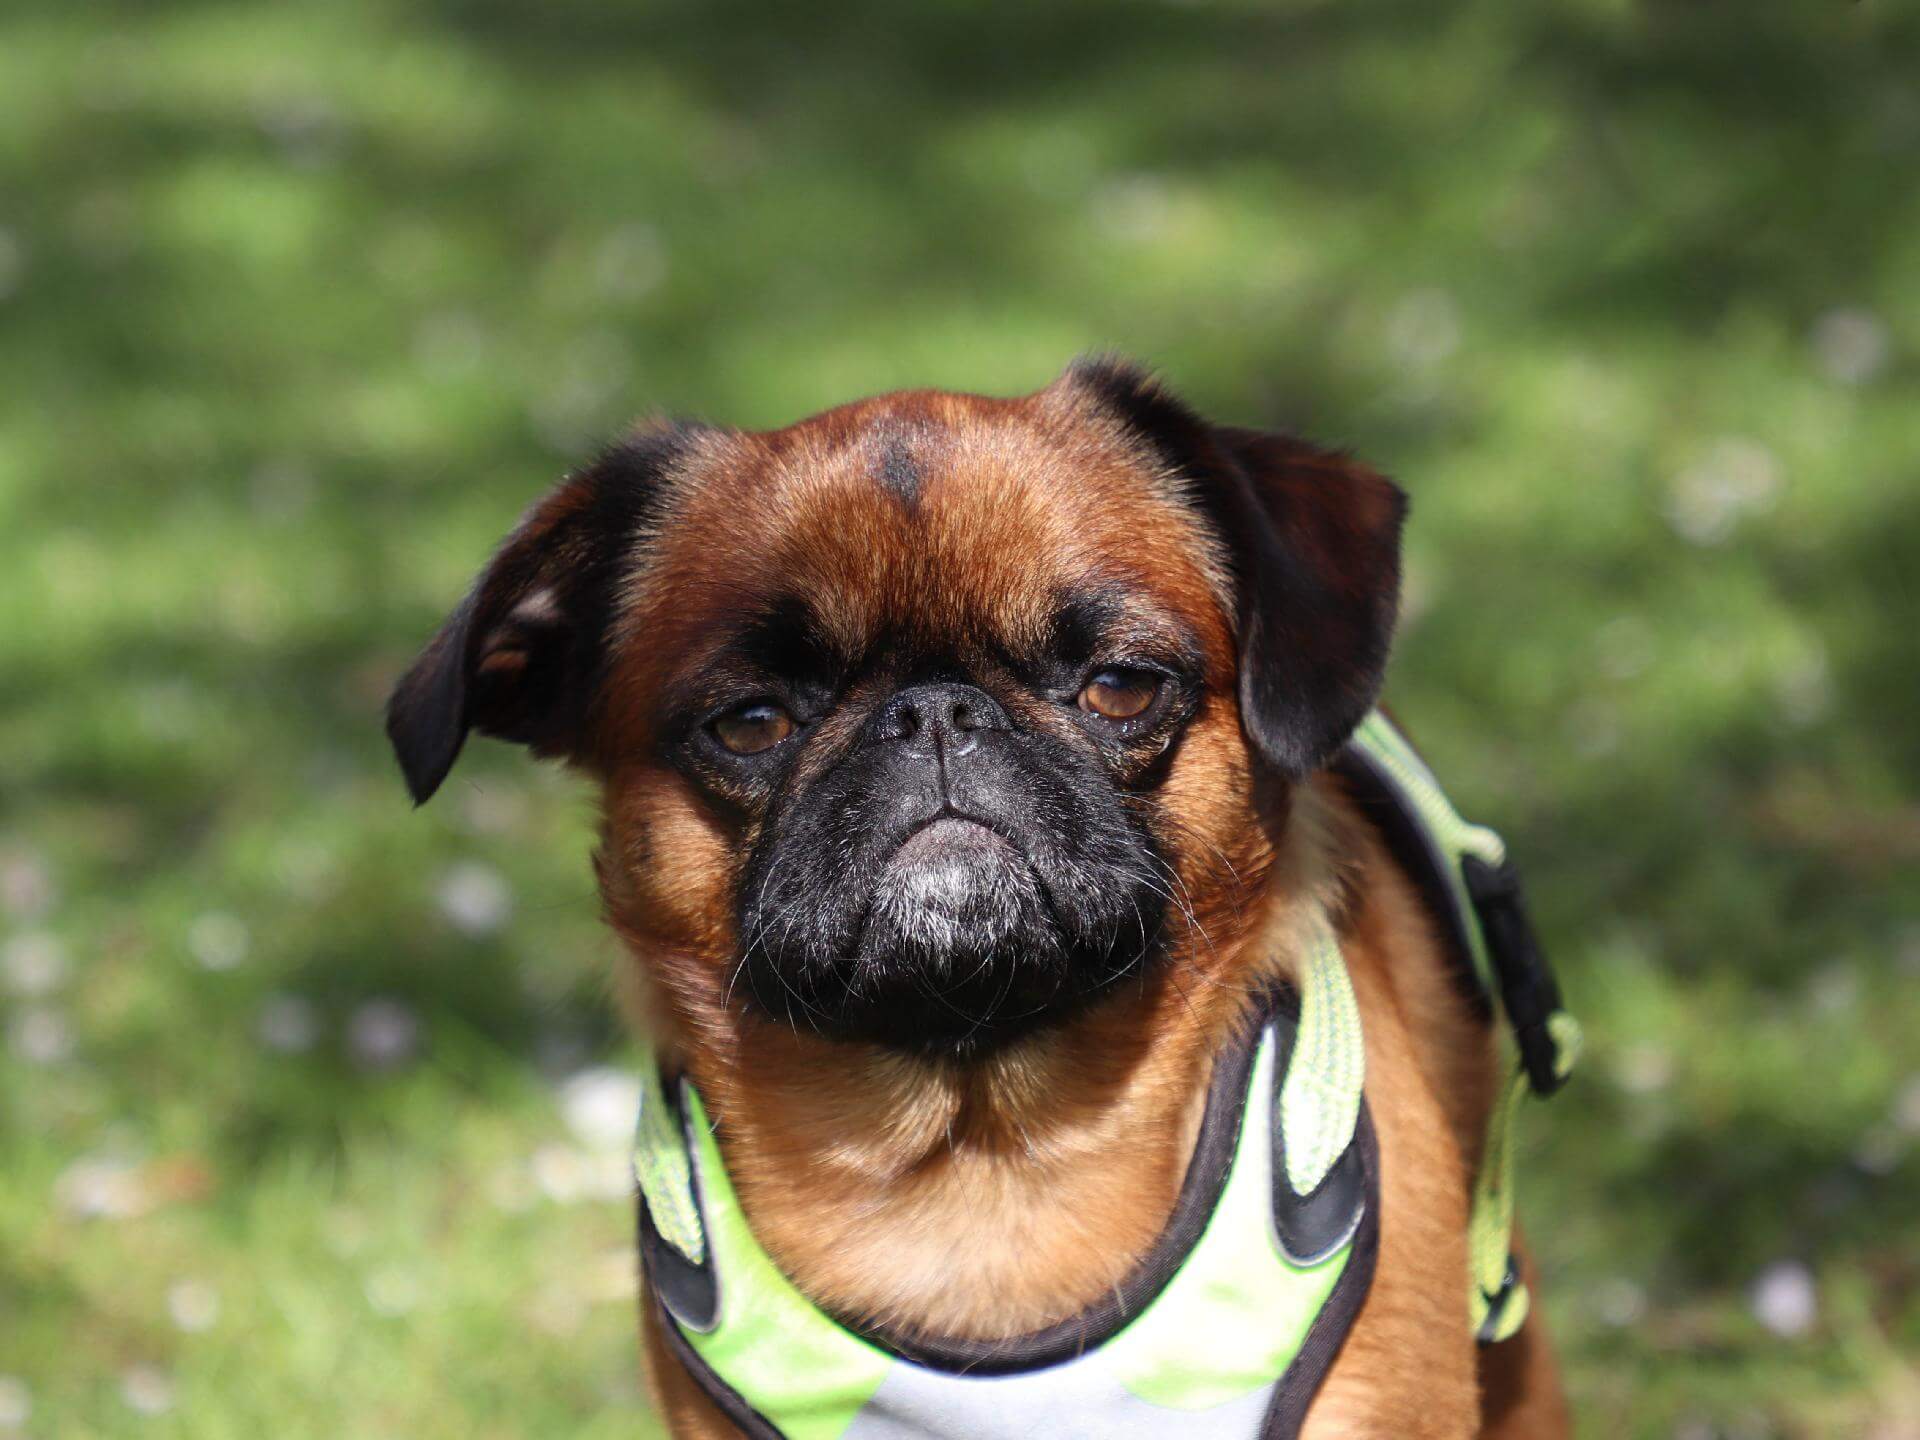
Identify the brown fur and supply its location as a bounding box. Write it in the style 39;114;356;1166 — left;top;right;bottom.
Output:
394;368;1569;1434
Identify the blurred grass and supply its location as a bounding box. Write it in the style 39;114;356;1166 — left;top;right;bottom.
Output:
3;1;1917;1436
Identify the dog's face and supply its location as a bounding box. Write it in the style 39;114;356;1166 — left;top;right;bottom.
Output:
388;361;1405;1057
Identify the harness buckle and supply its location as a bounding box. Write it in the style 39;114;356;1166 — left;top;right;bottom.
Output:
1461;855;1567;1097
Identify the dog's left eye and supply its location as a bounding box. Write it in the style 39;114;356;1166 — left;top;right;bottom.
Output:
712;702;796;755
1078;668;1161;721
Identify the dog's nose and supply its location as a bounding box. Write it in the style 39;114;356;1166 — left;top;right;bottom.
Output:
870;682;1011;755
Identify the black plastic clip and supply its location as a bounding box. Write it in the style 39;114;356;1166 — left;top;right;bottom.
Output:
1461;855;1567;1097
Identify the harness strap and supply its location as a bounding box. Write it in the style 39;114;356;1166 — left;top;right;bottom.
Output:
634;1059;705;1265
1344;712;1580;1345
1278;914;1364;1197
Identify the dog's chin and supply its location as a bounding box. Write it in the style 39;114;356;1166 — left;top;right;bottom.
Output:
750;818;1147;1058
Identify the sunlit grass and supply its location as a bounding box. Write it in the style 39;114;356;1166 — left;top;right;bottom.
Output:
3;2;1916;1436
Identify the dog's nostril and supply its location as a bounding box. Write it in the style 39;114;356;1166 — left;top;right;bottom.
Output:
949;701;976;732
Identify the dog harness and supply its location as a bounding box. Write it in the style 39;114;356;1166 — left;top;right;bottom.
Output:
631;710;1579;1439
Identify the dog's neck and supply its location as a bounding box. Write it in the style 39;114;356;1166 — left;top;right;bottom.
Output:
698;973;1230;1339
617;787;1344;1342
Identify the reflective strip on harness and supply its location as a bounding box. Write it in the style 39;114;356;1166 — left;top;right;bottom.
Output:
1279;913;1364;1198
634;1060;705;1265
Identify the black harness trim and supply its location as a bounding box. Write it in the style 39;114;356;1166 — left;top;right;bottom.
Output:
650;1293;784;1440
1261;1107;1381;1438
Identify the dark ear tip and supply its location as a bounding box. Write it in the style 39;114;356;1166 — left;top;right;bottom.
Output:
385;619;472;806
385;686;464;806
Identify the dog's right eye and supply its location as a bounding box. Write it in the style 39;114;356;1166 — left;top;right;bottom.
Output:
712;702;796;756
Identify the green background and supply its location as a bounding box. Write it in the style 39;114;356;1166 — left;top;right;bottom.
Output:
3;2;1916;1436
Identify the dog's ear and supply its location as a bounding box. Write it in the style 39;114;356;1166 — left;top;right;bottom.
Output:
385;425;701;804
1065;358;1407;778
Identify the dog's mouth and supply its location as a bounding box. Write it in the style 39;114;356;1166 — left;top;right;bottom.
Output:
883;812;1023;878
743;814;1116;1056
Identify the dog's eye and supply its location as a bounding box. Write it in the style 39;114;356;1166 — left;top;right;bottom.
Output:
1078;668;1160;721
712;702;795;755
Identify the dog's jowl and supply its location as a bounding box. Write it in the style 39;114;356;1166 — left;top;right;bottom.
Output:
389;360;1574;1439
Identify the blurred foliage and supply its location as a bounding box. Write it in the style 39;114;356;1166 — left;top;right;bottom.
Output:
2;1;1917;1436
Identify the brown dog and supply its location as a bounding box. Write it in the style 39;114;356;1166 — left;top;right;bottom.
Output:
388;360;1570;1437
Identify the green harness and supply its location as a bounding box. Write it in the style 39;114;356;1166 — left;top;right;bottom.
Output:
632;710;1579;1439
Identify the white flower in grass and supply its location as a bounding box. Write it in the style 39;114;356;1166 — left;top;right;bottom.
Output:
364;1266;421;1318
2;932;67;995
0;849;55;920
1664;438;1783;546
120;1365;174;1415
560;1067;641;1154
1851;1125;1905;1177
585;1149;634;1200
487;1162;538;1214
1895;1074;1920;1136
187;912;249;971
346;999;420;1072
435;862;512;937
1772;644;1832;729
1810;307;1891;386
594;223;668;302
1591;1276;1646;1328
1611;1043;1674;1096
1384;289;1462;376
530;1283;587;1336
1749;1260;1817;1339
0;1375;29;1429
55;1155;145;1220
256;994;319;1054
1805;960;1858;1015
167;1279;220;1333
8;1006;72;1065
588;1247;639;1302
530;1143;630;1205
1091;174;1174;245
532;1142;589;1204
459;783;529;837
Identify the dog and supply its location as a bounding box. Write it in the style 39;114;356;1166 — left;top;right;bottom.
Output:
387;359;1572;1437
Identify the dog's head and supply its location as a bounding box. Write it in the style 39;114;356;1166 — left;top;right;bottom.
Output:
388;361;1404;1056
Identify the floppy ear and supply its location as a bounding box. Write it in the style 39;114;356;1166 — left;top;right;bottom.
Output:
1066;359;1407;778
385;425;698;804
